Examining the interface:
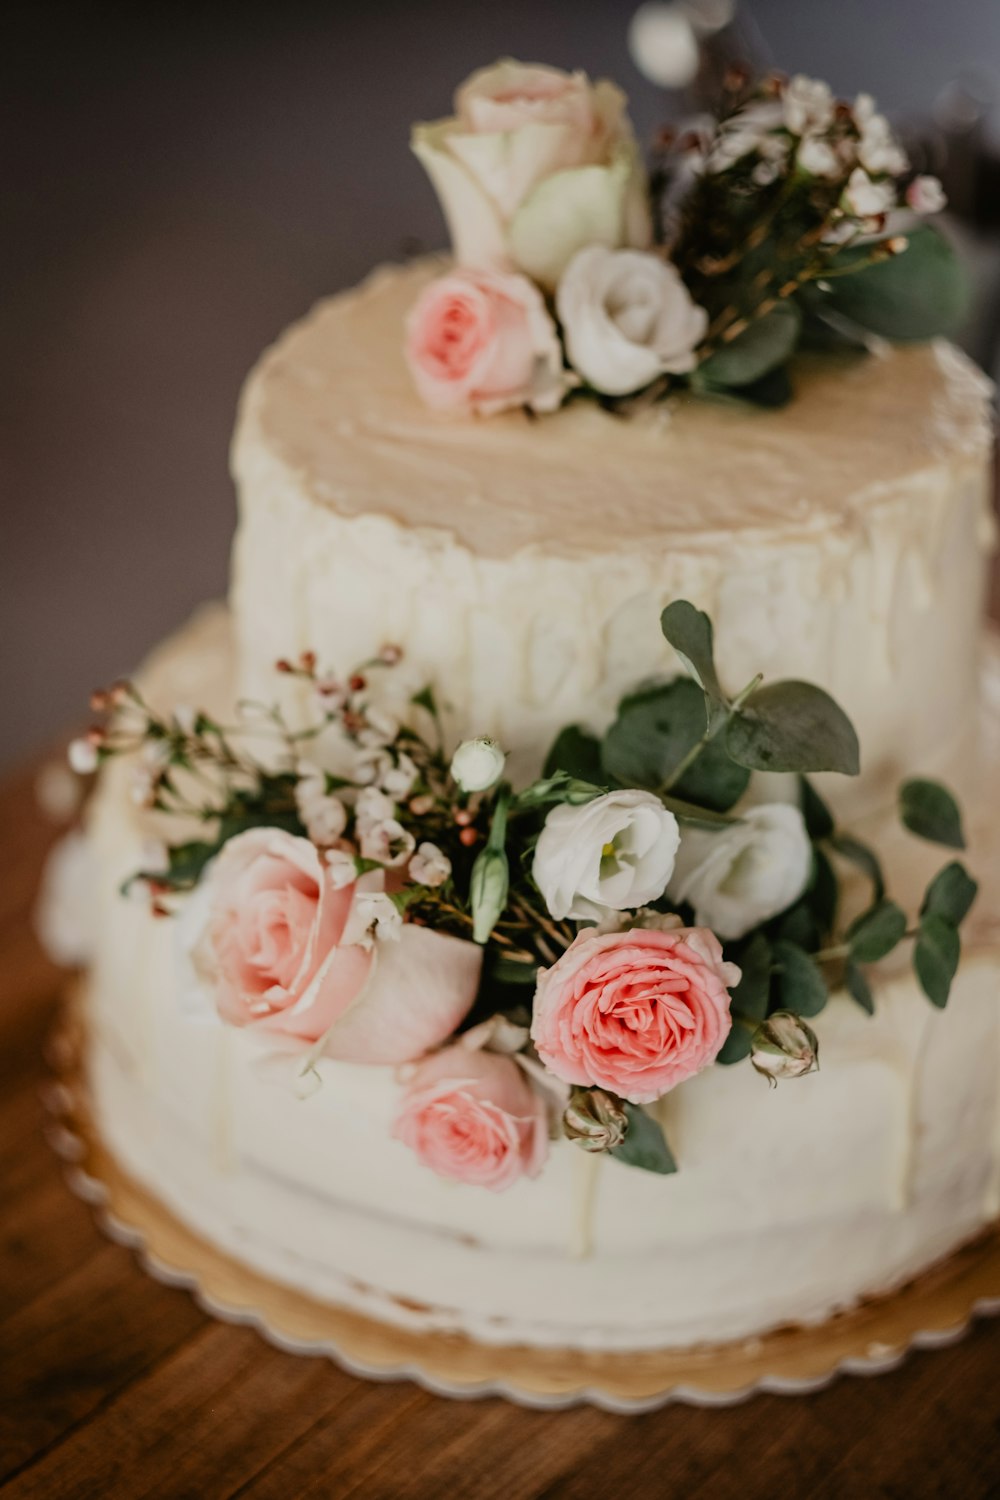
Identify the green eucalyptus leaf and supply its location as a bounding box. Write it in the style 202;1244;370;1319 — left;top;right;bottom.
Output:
543;725;604;784
695;302;802;389
821;226;970;341
659;600;725;702
829;834;885;903
807;848;839;935
921;861;978;928
659;795;741;830
772;939;829;1018
727;680;860;776
513;772;602;810
730;932;772;1022
800;776;835;841
715;1024;753;1066
844;959;875;1015
914;913;961;1008
847;899;908;964
775;899;821;951
610;1103;678;1174
601;678;749;812
899;778;966;850
486;955;539;987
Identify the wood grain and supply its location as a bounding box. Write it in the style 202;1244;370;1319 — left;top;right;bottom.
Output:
2;744;1000;1497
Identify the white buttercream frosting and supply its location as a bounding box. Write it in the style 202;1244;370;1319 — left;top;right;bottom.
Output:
230;261;995;804
82;608;1000;1352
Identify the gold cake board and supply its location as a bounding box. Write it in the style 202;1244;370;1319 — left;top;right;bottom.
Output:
44;1013;1000;1412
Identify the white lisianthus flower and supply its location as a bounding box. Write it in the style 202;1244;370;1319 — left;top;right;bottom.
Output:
782;75;835;136
667;803;812;941
906;174;946;214
409;842;452;888
451;737;506;793
557;247;708;396
412;59;652;289
295;766;348;847
843;167;896;218
532;789;681;922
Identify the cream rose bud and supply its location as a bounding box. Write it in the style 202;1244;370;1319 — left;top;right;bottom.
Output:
450;736;506;793
557;247;708;396
412;59;651;288
667;803;813;941
532;789;681;922
405;268;568;417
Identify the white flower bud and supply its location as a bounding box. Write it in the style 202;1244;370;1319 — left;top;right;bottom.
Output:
751;1012;820;1086
68;737;99;775
450;737;506;793
409;842;452;888
325;848;358;890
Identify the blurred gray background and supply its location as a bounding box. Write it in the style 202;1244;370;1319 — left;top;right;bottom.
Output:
4;0;1000;769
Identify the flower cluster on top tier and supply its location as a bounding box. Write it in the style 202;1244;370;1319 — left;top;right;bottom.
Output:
72;601;978;1193
404;60;961;416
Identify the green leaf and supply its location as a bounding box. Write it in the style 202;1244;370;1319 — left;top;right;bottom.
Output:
774;899;821;951
847;900;908;964
660;794;741;830
914;913;961;1008
610;1103;678;1175
124;838;219;894
659;600;725;702
729;932;772;1022
512;772;603;809
695;302;802;389
807;848;839;935
486;955;539;987
772;939;829;1018
800;776;835;841
899;779;966;850
543;725;604;784
821;226;970;342
730;364;794;408
602;678;750;812
715;1025;753;1066
727;680;860;776
844;959;875;1015
829;834;885;903
921;861;978;928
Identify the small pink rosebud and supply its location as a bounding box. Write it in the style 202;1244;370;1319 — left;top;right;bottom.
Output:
275;658;293;674
379;644;403;665
349;673;367;692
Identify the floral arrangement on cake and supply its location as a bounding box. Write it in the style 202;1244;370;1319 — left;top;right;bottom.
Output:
72;600;978;1189
403;60;965;414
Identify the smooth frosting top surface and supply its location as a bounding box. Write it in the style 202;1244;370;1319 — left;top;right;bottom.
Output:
236;259;991;560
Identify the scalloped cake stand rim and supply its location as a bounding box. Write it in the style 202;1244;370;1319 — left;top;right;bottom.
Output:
42;1009;1000;1415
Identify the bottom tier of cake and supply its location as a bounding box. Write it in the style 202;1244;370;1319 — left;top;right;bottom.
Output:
82;606;1000;1355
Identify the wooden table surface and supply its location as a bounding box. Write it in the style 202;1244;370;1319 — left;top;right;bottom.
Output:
2;756;1000;1500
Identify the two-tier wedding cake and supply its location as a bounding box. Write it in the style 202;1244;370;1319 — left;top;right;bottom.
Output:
55;60;1000;1391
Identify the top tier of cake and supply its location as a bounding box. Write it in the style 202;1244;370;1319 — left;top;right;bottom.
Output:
230;260;995;800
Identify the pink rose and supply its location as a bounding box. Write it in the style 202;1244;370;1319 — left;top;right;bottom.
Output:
188;828;481;1063
404;268;568;417
530;926;739;1104
393;1045;549;1191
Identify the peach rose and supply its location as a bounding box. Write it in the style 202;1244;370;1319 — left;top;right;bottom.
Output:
412;59;651;287
185;828;481;1063
530;926;739;1104
393;1045;548;1191
405;267;568;416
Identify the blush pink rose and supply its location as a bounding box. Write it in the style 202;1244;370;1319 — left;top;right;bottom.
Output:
530;926;739;1104
393;1045;549;1191
190;828;480;1062
404;268;568;417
